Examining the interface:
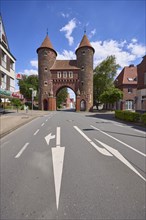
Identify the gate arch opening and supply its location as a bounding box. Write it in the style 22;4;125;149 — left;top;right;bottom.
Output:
56;86;76;111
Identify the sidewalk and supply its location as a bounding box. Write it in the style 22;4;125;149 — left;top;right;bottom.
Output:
0;110;49;138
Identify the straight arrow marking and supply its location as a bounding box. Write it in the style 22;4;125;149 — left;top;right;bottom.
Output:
52;127;65;210
95;139;146;182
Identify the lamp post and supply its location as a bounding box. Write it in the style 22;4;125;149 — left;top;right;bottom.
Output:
29;88;33;114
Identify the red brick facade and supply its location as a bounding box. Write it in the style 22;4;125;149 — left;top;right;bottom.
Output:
37;34;94;111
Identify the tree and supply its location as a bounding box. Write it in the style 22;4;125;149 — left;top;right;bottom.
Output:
56;88;68;109
100;87;123;109
10;98;22;112
18;75;38;100
93;55;120;109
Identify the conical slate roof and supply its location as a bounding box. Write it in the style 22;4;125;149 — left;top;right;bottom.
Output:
37;35;57;55
76;34;95;53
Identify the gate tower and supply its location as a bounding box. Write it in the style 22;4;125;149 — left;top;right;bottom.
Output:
37;33;94;111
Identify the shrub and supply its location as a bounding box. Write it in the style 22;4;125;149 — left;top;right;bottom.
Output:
115;110;140;122
141;113;146;125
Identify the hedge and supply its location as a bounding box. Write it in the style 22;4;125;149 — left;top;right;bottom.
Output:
141;113;146;125
115;110;141;122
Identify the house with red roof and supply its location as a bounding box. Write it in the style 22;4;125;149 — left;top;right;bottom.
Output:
114;64;137;110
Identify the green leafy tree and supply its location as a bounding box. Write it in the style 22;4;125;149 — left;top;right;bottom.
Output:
100;87;123;109
93;55;120;109
57;88;68;108
10;98;22;112
18;75;38;100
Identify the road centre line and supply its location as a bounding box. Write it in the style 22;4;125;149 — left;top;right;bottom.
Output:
34;129;39;136
73;126;112;156
90;125;146;157
15;143;29;158
41;123;45;127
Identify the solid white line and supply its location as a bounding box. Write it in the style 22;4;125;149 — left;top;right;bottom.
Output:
41;123;45;127
15;143;29;158
91;125;146;157
133;129;146;134
34;129;39;135
56;127;61;147
74;126;112;156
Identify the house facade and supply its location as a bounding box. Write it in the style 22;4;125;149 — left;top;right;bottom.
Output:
115;64;137;110
136;55;146;112
0;15;16;104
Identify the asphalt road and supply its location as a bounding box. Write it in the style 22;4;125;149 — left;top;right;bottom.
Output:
1;110;146;220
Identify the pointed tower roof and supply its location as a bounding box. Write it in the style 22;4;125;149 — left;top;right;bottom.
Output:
76;34;95;54
37;34;57;56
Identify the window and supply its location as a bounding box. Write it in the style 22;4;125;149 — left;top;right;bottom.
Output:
57;71;61;78
63;71;67;78
44;81;48;86
44;67;48;72
1;51;6;68
125;100;133;110
144;72;146;85
10;59;14;70
82;51;85;55
81;66;84;71
69;71;73;78
128;88;132;93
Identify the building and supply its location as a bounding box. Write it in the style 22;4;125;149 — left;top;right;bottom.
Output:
114;64;137;110
37;33;94;111
0;14;16;106
136;55;146;112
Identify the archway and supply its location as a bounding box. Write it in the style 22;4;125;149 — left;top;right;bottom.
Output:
80;99;86;111
56;86;76;111
43;99;48;110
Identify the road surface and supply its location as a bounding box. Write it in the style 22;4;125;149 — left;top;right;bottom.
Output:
1;111;146;219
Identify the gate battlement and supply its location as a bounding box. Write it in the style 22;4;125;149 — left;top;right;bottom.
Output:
37;33;94;111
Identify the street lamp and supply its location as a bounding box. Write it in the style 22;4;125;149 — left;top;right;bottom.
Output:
29;88;33;113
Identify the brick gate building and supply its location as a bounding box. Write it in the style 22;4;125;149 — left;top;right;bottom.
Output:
37;33;94;111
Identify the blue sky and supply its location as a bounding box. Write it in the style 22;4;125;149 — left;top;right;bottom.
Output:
1;0;146;96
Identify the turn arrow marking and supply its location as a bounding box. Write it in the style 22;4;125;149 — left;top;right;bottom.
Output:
45;133;55;145
95;139;146;182
52;127;65;210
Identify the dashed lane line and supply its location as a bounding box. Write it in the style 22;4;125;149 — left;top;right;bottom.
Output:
15;143;29;158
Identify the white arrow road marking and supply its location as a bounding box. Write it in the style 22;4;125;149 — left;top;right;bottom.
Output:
45;133;55;146
91;125;146;157
51;127;65;210
95;139;146;182
15;143;29;158
73;126;112;156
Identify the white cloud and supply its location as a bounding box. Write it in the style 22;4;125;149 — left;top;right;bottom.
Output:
89;28;96;39
91;39;146;68
61;12;69;18
127;41;146;57
57;50;76;60
60;18;77;46
30;60;38;68
19;69;38;75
